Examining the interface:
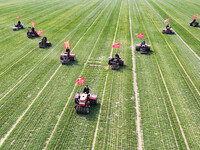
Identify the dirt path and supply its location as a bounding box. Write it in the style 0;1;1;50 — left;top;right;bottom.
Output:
128;0;144;149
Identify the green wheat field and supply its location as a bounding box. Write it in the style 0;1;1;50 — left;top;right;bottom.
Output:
0;0;200;149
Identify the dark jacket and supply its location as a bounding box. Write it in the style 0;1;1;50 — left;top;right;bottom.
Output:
43;36;47;43
18;21;21;26
66;48;70;54
32;27;35;33
115;53;119;59
83;87;90;94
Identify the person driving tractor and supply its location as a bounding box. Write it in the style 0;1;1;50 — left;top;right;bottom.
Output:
42;36;47;46
83;85;90;94
32;27;35;33
141;40;145;46
166;24;170;30
115;52;120;62
66;47;70;55
17;21;21;27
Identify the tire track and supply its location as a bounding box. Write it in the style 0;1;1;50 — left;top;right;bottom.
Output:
145;0;200;60
92;1;122;149
0;0;107;102
42;1;113;149
134;0;190;149
128;0;143;149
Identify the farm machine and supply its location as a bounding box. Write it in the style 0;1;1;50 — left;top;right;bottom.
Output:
189;19;199;27
39;36;51;48
75;93;98;114
13;22;25;31
162;26;175;34
136;44;151;54
27;27;39;38
108;57;124;70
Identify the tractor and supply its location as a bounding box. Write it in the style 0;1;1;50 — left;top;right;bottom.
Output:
136;44;151;54
162;26;174;34
27;27;39;38
75;92;98;114
189;19;199;27
108;57;124;70
60;52;75;64
39;37;51;48
13;22;25;31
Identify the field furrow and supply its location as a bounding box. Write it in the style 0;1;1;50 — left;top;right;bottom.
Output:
0;0;199;149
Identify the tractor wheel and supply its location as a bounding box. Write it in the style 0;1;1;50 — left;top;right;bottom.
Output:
76;105;80;113
86;107;89;114
94;98;98;105
162;30;165;34
136;44;140;51
119;60;124;66
80;107;84;114
90;100;94;105
146;45;150;51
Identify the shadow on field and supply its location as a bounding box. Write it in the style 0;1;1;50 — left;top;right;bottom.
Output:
115;65;127;72
61;60;79;66
78;103;101;121
146;50;153;56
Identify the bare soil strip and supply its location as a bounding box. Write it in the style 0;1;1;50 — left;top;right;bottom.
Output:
128;0;144;149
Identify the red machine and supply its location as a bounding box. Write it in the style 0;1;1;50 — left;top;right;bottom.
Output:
60;52;75;64
75;93;98;114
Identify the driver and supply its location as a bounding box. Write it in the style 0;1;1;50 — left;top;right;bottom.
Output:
42;36;47;46
66;47;70;55
83;85;90;94
115;52;120;62
141;40;145;46
166;24;170;30
17;21;21;27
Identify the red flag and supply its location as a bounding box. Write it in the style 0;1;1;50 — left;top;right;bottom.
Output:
64;41;70;49
32;21;35;28
164;18;169;23
17;16;20;20
137;33;144;38
112;43;120;48
76;77;84;85
193;15;197;18
37;29;43;35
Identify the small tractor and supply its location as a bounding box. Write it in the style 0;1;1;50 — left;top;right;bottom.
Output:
75;93;98;114
27;27;39;38
136;44;151;54
39;37;51;48
108;57;124;70
189;19;199;27
13;23;25;31
162;26;175;34
60;52;75;64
